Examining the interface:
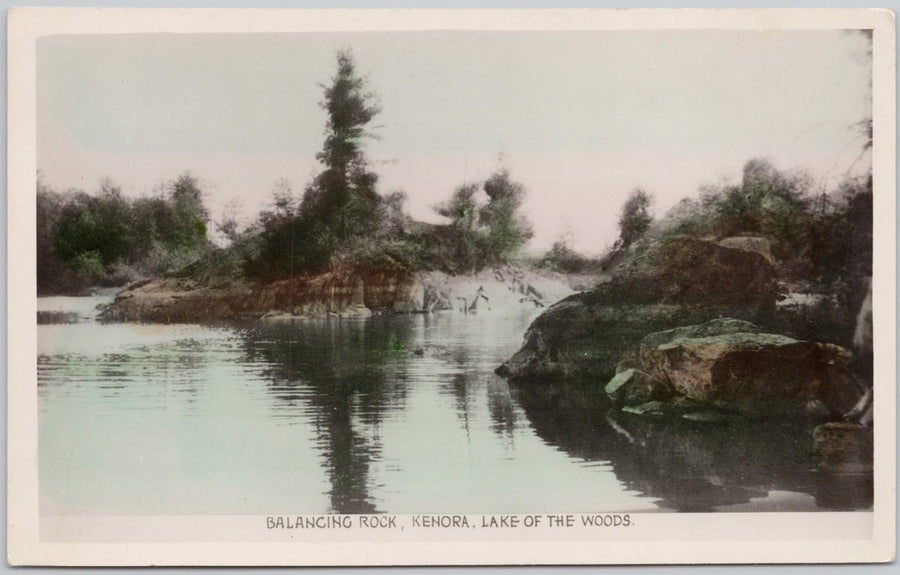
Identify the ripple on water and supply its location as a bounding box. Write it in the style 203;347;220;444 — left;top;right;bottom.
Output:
37;303;871;515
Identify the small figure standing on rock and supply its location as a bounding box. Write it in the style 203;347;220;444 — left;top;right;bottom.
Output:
518;295;544;307
468;286;491;312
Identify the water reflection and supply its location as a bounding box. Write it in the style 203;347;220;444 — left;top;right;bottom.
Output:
486;379;518;440
228;310;583;513
234;317;414;513
512;382;872;512
38;295;868;515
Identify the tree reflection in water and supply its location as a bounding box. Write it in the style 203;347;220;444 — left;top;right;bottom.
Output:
236;316;413;514
229;311;871;514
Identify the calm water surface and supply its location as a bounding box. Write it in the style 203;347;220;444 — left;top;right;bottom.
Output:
37;293;870;516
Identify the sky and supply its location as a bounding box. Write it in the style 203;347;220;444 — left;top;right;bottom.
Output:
37;29;872;253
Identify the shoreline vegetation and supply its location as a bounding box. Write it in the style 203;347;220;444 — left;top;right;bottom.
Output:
38;50;874;480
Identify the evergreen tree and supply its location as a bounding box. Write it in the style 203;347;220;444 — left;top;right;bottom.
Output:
169;172;210;248
301;50;382;243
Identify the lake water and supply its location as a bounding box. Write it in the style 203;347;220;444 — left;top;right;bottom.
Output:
37;293;872;516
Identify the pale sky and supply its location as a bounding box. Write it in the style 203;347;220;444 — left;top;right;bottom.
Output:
37;30;872;252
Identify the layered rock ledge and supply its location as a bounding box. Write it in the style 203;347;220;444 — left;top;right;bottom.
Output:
99;264;576;324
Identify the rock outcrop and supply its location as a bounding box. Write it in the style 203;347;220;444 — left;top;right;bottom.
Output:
605;236;778;308
499;238;779;383
100;264;575;324
100;267;423;323
610;318;864;418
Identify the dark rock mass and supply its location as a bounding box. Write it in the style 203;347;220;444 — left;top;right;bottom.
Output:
500;238;779;383
621;318;864;418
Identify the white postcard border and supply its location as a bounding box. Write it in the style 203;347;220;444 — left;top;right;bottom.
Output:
7;7;896;566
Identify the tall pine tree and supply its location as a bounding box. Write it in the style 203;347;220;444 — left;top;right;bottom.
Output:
301;50;382;244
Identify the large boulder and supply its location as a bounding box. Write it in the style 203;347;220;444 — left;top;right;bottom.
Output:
605;236;778;308
500;238;778;383
637;320;863;417
637;318;761;360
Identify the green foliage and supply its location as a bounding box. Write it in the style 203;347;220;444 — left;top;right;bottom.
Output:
37;172;212;294
804;176;872;287
378;190;412;238
646;158;872;316
317;51;381;173
538;235;594;274
301;49;383;244
36;180;75;293
434;183;484;272
247;216;334;278
169;173;211;248
69;250;106;277
338;236;424;273
250;50;388;279
480;169;534;264
431;169;533;273
654;159;814;261
53;183;133;270
249;53;535;279
128;172;211;266
216;216;241;245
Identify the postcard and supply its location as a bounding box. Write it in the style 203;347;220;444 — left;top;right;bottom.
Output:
7;7;896;566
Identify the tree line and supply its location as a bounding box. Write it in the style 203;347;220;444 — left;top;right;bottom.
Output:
37;49;872;305
36;50;538;294
649;158;872;289
605;157;872;349
37;173;211;294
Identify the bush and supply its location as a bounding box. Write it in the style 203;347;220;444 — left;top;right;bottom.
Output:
337;237;424;273
538;238;593;274
37;173;213;294
431;169;534;273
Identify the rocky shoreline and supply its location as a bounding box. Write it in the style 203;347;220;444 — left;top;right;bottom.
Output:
97;233;874;479
496;236;873;478
98;264;578;323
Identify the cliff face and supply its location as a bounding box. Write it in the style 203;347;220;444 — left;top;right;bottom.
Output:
255;268;423;318
99;267;422;323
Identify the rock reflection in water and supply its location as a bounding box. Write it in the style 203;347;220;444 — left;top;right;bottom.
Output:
235;316;414;514
37;310;83;324
40;297;869;515
435;344;519;444
512;382;872;512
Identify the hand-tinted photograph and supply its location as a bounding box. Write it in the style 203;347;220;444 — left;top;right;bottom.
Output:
15;10;892;565
36;27;875;517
